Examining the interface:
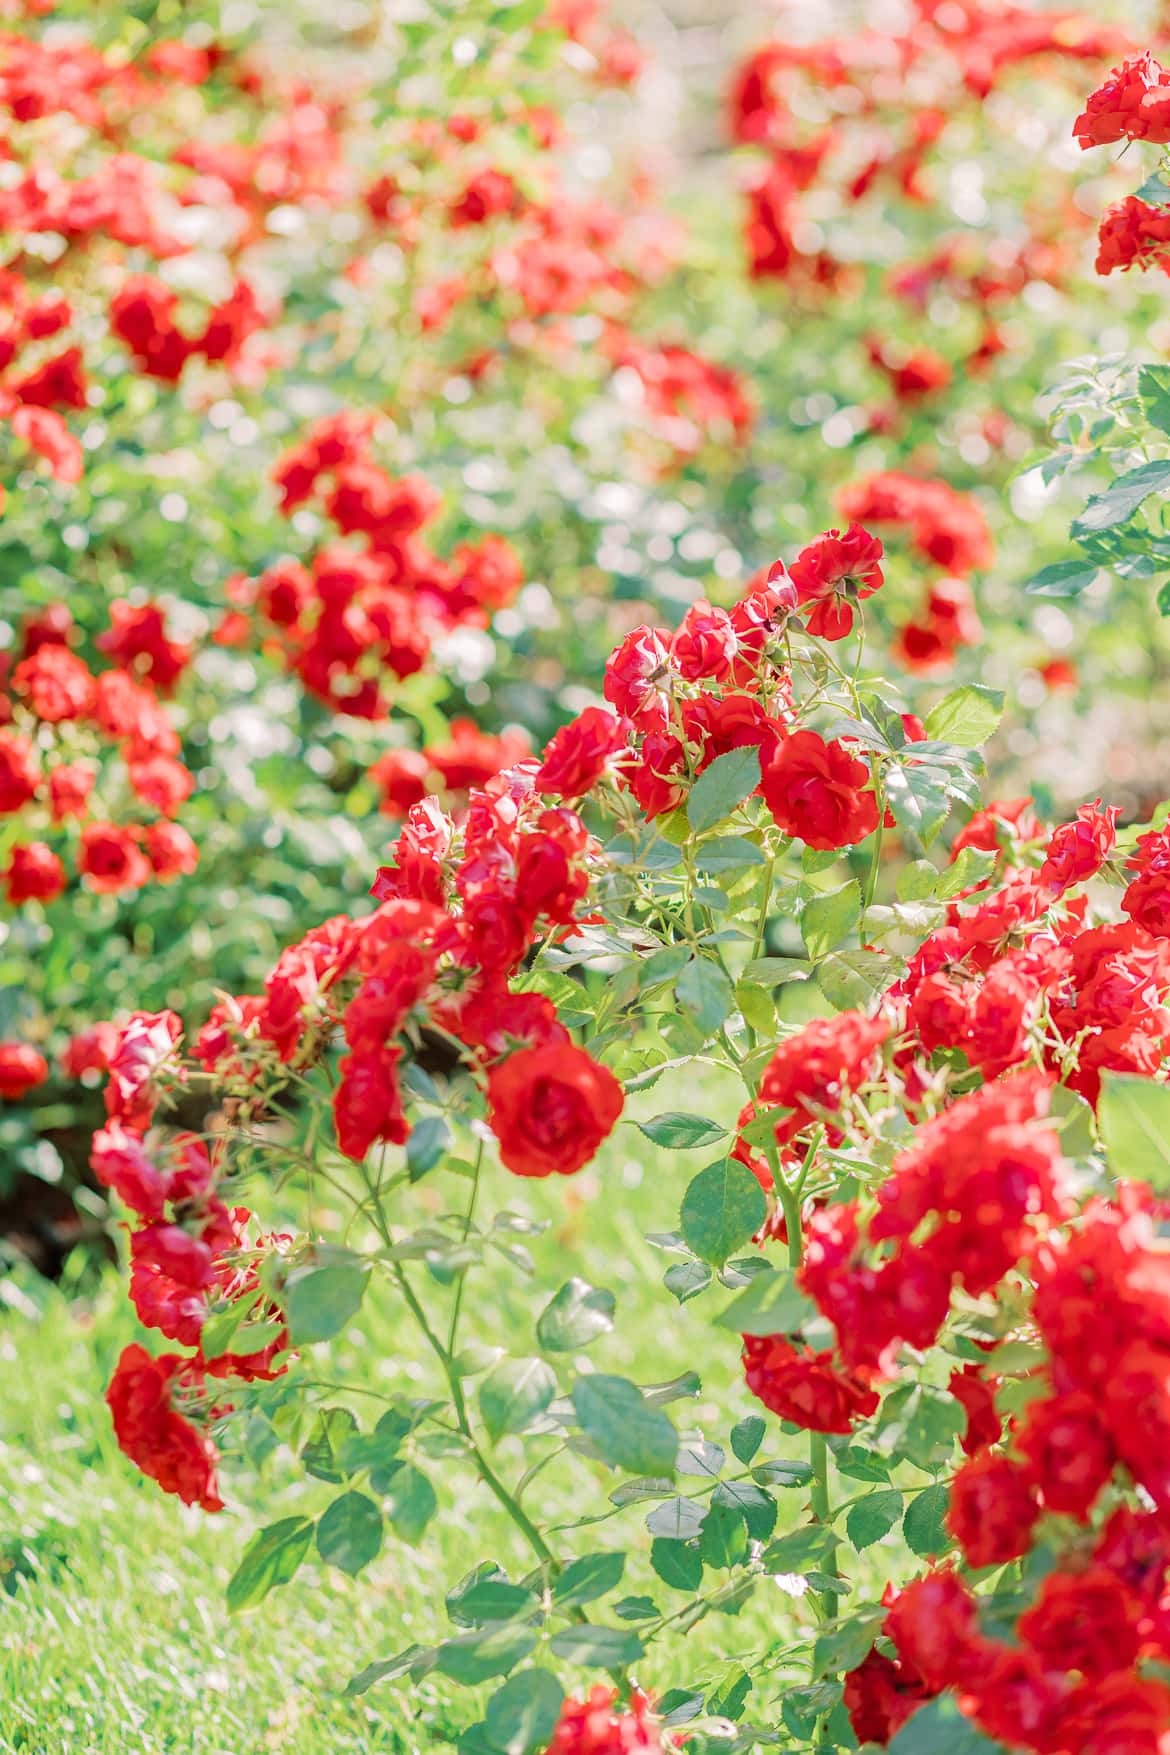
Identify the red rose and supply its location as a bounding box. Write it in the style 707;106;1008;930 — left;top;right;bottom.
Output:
946;1451;1041;1569
487;1042;623;1177
0;1041;49;1100
333;1046;409;1161
144;821;199;882
670;599;738;682
760;729;879;849
741;1333;880;1432
775;522;884;640
535;706;627;801
79;823;152;893
105;1343;223;1512
5;840;66;903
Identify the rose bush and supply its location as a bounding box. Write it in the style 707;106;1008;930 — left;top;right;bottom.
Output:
12;4;1170;1751
85;512;1170;1751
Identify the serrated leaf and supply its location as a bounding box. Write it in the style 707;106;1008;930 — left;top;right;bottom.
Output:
802;880;861;961
817;947;906;1011
712;1479;777;1541
551;1551;626;1607
695;835;766;874
650;1536;703;1591
924;686;1003;749
571;1375;678;1476
637;1112;728;1150
1098;1072;1170;1188
226;1516;314;1613
345;1643;437;1696
478;1358;556;1442
699;1502;749;1569
706;1664;752;1721
484;1670;563;1755
664;1260;712;1303
889;1694;1009;1752
548;1623;644;1667
284;1257;368;1345
537;1279;615;1352
381;1460;438;1544
1071;458;1170;536
714;1267;816;1337
316;1491;383;1576
1025;559;1099;599
679;1158;767;1268
846;1488;903;1552
903;1482;953;1559
406;1114;452;1181
730;1414;765;1464
686;747;761;835
676;957;733;1035
437;1623;539;1685
301;1409;359;1484
645;1497;706;1540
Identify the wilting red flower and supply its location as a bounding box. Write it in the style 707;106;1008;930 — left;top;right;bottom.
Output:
761;730;879;850
5;840;65;903
0;1041;49;1100
773;523;884;640
486;1042;623;1177
535;706;627;800
742;1333;879;1432
544;1685;664;1753
105;1344;223;1512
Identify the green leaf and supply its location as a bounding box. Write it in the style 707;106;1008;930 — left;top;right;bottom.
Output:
484;1670;563;1755
730;1414;765;1465
676;957;733;1036
1025;559;1100;599
345;1643;437;1696
437;1623;539;1686
315;1491;383;1576
712;1479;777;1541
226;1516;314;1613
1140;362;1170;432
889;1694;1010;1753
903;1482;953;1560
695;836;766;874
762;1524;840;1574
935;845;997;900
645;1497;706;1540
664;1260;712;1303
284;1257;368;1345
406;1114;452;1181
1098;1073;1170;1187
301;1409;358;1484
571;1375;678;1476
651;1536;703;1592
884;765;950;846
537;1279;616;1352
818;947;905;1010
478;1358;556;1442
714;1267;817;1338
551;1551;626;1607
846;1489;903;1552
381;1461;438;1544
699;1503;748;1570
547;1624;644;1667
802;880;861;961
637;1112;728;1150
706;1664;752;1721
686;747;761;835
1071;458;1170;536
924;685;1004;749
679;1158;767;1268
812;1611;884;1680
453;1579;537;1625
1136;174;1170;211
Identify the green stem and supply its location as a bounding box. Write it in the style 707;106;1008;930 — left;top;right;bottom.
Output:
446;1137;484;1357
809;1432;838;1625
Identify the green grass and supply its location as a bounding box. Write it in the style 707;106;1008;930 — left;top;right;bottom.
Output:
0;1066;882;1753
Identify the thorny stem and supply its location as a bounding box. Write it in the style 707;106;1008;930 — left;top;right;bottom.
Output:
446;1136;485;1357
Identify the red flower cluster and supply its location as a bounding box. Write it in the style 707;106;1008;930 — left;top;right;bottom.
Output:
106;1345;223;1513
839;473;993;578
1073;52;1170;148
770;524;884;641
110;274;267;383
1094;196;1170;276
543;1686;664;1755
234;417;524;718
0;603;198;908
369;719;532;818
